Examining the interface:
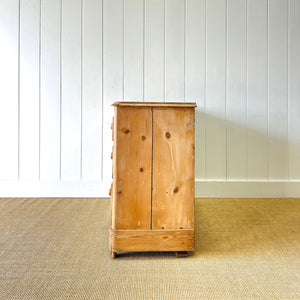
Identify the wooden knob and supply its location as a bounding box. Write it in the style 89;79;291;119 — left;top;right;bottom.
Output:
111;152;113;159
111;123;113;130
109;188;111;196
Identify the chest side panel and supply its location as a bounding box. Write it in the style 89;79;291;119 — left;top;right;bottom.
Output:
112;106;152;229
152;107;195;229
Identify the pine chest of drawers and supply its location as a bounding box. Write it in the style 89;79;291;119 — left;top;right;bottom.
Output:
109;102;196;258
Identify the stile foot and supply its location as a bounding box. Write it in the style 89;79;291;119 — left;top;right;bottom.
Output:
111;251;117;259
175;251;189;258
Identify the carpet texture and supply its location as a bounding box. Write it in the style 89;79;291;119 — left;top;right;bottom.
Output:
0;198;299;299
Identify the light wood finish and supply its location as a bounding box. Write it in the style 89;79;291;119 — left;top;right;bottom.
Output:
110;229;194;252
152;107;195;229
110;102;195;256
112;106;152;229
112;102;197;108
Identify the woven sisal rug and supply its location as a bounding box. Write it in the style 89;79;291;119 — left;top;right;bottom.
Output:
0;198;299;299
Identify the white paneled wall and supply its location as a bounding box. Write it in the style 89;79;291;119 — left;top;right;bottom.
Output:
40;0;61;180
0;0;300;197
0;0;19;180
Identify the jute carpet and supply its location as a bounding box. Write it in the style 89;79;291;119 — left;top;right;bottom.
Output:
0;198;299;299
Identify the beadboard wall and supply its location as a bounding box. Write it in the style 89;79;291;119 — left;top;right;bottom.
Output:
0;0;300;197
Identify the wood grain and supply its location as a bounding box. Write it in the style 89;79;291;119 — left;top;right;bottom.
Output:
112;106;152;229
110;229;195;252
152;107;195;229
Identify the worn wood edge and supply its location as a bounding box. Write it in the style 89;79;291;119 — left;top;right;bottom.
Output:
112;101;197;108
110;228;195;252
111;106;118;228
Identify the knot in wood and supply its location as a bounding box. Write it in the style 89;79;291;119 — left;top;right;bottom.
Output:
122;128;130;134
173;186;179;193
139;167;144;172
165;132;171;139
141;136;146;141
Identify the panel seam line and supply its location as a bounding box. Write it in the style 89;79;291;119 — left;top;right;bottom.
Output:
150;107;153;230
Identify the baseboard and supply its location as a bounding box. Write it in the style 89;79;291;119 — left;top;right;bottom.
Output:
0;180;300;198
0;180;111;197
195;180;300;198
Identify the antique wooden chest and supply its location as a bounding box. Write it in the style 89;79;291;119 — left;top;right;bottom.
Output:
109;102;196;258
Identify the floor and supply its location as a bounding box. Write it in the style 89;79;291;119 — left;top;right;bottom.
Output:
0;198;299;299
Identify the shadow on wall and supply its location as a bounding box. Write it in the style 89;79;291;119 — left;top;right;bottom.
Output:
194;109;291;180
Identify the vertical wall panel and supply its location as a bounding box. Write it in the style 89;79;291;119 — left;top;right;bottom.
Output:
1;0;300;195
144;0;164;101
247;0;268;180
289;0;300;180
103;0;123;180
165;0;184;101
227;0;247;180
124;0;143;100
268;0;288;180
19;0;40;180
40;0;61;180
206;0;226;180
0;0;19;180
185;0;206;180
61;0;82;180
82;0;102;180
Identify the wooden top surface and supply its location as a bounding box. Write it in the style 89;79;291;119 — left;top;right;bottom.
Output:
112;101;197;108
